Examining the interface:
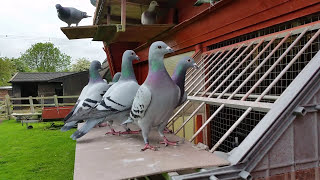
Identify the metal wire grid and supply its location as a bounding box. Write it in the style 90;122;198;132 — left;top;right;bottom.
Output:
209;106;266;152
167;22;320;153
207;12;320;50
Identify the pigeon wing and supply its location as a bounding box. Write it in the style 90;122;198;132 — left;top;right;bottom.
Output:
130;85;152;120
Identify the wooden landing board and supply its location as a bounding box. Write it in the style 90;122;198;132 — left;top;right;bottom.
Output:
74;124;229;180
61;26;98;40
61;24;174;44
93;24;175;43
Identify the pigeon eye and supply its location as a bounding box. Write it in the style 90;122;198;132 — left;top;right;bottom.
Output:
131;53;134;55
187;59;191;62
158;46;162;49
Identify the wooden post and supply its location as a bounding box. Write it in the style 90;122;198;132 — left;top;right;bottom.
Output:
5;95;11;117
53;95;59;107
29;96;35;113
195;115;203;144
41;95;44;109
121;0;126;31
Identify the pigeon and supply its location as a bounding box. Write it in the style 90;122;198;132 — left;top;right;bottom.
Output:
194;0;220;6
107;72;121;86
171;56;198;107
141;1;159;25
90;0;97;7
69;50;140;140
129;41;178;151
61;61;110;131
95;72;122;128
55;4;91;27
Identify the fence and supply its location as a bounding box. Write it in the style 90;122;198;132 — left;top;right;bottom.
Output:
0;95;79;120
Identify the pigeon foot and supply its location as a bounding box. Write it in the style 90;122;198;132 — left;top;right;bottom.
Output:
159;136;178;146
105;128;141;135
105;128;120;136
120;128;141;134
141;143;158;151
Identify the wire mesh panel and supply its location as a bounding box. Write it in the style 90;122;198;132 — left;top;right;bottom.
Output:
168;21;320;153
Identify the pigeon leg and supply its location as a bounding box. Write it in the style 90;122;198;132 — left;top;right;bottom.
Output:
141;143;158;151
105;120;121;135
140;125;157;151
159;136;178;146
158;121;177;146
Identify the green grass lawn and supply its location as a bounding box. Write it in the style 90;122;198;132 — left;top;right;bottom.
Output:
0;120;76;180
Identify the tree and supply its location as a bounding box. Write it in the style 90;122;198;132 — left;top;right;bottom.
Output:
70;58;91;72
10;58;30;72
0;57;16;86
19;42;71;72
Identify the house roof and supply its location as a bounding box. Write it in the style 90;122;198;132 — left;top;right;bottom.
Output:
9;72;76;83
49;71;89;82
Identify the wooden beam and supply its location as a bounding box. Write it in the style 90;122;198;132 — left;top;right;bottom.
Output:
188;96;273;112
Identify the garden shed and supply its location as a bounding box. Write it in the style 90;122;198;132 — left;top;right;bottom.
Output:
9;72;88;104
60;0;320;179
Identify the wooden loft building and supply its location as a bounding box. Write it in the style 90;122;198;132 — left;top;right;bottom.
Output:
61;0;320;179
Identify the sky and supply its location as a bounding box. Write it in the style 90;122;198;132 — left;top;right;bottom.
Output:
0;0;106;64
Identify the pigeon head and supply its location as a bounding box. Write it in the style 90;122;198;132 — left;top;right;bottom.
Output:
89;60;102;82
149;41;174;59
120;50;139;80
90;60;102;70
123;50;140;62
55;4;63;10
149;1;159;8
177;56;198;71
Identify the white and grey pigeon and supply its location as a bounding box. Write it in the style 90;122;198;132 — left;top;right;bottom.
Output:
141;1;159;25
69;50;140;140
194;0;220;6
61;60;110;131
96;72;122;127
129;41;179;151
90;0;97;7
55;4;91;27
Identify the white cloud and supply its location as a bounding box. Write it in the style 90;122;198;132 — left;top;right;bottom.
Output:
0;0;105;64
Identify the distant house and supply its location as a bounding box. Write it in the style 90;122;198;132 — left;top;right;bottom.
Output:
0;86;12;99
9;72;89;104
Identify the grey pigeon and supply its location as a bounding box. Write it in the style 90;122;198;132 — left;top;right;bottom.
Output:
141;1;159;25
194;0;220;6
55;4;91;27
125;56;199;134
90;0;97;7
112;72;121;82
171;57;198;107
61;61;110;131
69;50;140;140
129;41;178;151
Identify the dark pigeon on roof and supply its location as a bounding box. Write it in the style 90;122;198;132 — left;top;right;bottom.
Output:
9;72;76;83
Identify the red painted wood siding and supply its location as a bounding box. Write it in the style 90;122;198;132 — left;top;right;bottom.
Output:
104;0;320;83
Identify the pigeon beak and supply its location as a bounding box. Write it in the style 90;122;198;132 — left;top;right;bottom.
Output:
135;55;140;61
166;46;174;53
193;63;199;69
